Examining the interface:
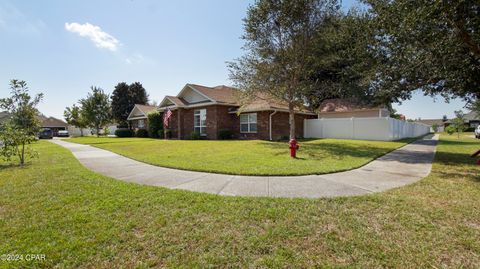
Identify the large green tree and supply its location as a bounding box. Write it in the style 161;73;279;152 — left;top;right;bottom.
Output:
229;0;340;139
80;87;112;137
64;104;87;136
111;82;149;127
362;0;480;104
0;80;43;165
306;10;380;109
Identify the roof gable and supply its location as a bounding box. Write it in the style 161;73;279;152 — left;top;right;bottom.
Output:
159;97;176;108
159;96;189;108
178;84;212;104
188;84;240;104
127;104;157;120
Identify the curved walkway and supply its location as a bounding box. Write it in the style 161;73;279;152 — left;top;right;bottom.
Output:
51;135;438;198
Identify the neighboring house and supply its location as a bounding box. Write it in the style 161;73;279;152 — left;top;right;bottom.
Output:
1;112;70;136
127;104;158;130
130;83;316;140
0;111;11;124
464;111;480;129
415;119;447;132
39;116;68;136
317;99;390;118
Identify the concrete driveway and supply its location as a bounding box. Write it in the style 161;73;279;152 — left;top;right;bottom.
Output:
51;135;438;198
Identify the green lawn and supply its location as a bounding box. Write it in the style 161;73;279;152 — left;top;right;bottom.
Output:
67;137;414;175
0;134;479;268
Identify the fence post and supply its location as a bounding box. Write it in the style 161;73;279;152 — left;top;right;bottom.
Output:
351;117;355;140
304;118;307;138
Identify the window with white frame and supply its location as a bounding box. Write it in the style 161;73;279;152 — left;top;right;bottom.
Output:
138;119;145;128
194;109;207;135
240;113;257;133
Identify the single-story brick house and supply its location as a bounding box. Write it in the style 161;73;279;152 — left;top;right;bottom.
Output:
128;83;317;140
127;104;158;130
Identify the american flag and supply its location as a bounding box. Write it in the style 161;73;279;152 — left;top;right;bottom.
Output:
163;108;173;128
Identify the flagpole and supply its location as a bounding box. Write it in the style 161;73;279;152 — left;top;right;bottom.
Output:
163;108;171;140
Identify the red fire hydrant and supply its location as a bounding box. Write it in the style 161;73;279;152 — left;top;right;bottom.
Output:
289;138;299;158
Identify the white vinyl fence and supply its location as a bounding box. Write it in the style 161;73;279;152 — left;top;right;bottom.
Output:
67;125;118;137
304;117;430;141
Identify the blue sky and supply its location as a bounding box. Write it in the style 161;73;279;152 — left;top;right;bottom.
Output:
0;0;467;120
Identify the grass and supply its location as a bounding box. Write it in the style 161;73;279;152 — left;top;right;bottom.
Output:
67;137;414;175
0;133;479;268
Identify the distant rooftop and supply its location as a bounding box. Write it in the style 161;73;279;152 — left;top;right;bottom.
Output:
318;99;383;113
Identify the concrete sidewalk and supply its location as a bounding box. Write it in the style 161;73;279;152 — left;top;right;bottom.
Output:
51;135;438;198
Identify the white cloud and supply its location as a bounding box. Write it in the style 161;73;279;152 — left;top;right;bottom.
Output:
65;22;120;51
125;53;146;64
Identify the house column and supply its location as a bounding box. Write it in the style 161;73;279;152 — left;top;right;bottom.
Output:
177;108;182;139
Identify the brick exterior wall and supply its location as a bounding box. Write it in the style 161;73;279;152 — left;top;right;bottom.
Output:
166;105;238;139
270;112;316;140
163;105;316;140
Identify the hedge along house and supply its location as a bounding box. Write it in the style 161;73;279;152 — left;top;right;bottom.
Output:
127;104;158;130
154;83;316;140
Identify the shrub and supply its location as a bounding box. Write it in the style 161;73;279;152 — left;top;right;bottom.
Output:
147;111;163;138
136;129;149;138
157;130;164;139
218;129;233;140
190;132;201;140
445;125;455;135
115;128;134;137
157;129;172;139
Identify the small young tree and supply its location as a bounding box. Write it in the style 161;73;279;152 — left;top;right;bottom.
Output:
64;104;87;136
450;110;466;139
0;80;43;166
431;123;439;133
80;87;112;137
445;125;455;135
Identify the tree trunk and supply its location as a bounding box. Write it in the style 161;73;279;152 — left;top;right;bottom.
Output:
80;128;84;137
288;102;295;139
96;125;100;137
20;142;25;166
